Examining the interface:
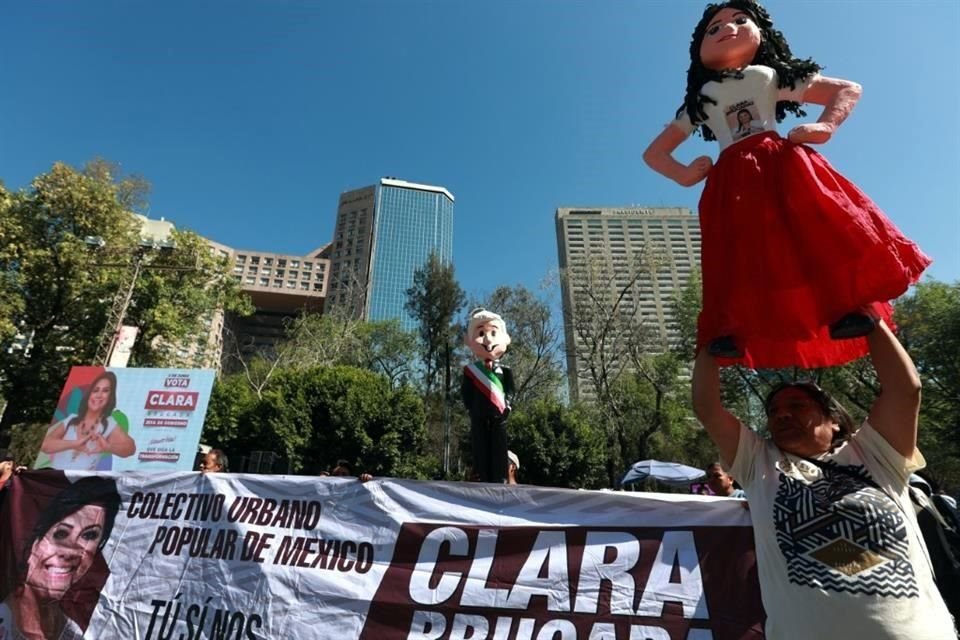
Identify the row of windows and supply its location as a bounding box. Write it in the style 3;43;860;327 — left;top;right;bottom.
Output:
234;275;324;292
234;265;324;279
235;255;317;270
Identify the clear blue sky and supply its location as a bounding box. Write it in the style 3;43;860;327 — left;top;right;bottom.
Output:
3;1;958;305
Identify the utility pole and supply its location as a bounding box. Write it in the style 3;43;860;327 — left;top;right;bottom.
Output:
86;237;197;367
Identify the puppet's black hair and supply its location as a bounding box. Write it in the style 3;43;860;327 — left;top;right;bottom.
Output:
678;0;822;140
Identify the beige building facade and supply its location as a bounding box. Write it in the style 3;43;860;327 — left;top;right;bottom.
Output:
556;206;701;402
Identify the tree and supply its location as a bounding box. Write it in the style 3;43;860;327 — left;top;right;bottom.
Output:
223;313;417;399
506;400;607;489
560;250;666;485
0;162;140;435
126;227;252;367
0;161;250;439
405;252;465;395
476;285;564;404
202;365;430;478
354;320;417;388
0;183;23;348
895;280;960;489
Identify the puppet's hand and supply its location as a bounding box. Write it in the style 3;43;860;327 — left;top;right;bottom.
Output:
677;156;713;187
788;122;835;145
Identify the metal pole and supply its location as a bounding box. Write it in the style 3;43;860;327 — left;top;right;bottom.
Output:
443;341;451;477
95;250;145;366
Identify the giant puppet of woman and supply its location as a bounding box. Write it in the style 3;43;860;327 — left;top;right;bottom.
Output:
460;308;515;484
643;0;931;369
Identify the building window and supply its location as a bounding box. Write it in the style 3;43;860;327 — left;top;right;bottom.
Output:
264;257;273;265
262;268;271;276
300;282;309;290
291;260;300;268
287;280;296;288
245;277;255;285
251;256;260;265
259;277;269;286
304;262;312;271
236;255;247;264
274;279;283;288
289;271;298;279
278;259;287;268
248;266;258;274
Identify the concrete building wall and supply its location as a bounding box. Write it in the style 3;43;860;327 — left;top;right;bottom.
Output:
556;206;701;402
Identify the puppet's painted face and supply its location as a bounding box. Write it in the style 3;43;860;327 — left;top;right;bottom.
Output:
699;7;761;71
468;321;510;361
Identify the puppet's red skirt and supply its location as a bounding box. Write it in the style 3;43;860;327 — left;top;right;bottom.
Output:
697;132;930;369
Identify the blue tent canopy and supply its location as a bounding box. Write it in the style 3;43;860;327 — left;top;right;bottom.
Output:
620;459;706;487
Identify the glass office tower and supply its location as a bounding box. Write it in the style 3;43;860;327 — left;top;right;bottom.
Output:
328;178;455;331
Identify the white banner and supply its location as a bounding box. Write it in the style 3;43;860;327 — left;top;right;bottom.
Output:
0;472;764;639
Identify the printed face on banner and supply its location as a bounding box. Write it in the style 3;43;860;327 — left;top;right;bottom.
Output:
26;505;106;600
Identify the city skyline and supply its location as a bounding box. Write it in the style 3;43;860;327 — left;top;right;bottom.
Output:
2;1;957;308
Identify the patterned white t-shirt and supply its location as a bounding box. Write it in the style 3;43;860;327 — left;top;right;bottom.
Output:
671;64;818;151
730;421;956;639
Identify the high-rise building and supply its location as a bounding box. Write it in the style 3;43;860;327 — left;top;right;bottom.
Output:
221;243;330;367
326;178;455;331
555;206;701;402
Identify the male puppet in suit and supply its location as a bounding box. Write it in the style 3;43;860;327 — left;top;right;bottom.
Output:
461;308;515;483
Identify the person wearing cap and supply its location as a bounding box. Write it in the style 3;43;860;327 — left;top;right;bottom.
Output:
506;451;520;486
692;316;956;638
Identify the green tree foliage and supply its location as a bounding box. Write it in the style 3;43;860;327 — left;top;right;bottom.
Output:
0;162;140;433
6;422;47;467
0;183;23;347
0;161;249;438
128;227;252;367
203;365;430;478
895;281;960;489
405;252;465;395
506;400;607;489
225;313;417;399
476;285;563;404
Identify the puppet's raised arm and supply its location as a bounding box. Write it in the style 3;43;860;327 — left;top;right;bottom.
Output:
643;123;713;187
787;75;862;145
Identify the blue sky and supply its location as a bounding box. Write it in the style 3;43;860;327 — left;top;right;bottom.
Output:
3;1;958;308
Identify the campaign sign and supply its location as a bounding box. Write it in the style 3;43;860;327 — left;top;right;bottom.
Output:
33;366;215;472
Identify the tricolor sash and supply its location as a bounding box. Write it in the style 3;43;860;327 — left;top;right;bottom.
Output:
464;361;507;415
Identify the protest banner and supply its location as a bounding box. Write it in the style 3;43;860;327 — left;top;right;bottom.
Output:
32;367;215;473
0;472;764;639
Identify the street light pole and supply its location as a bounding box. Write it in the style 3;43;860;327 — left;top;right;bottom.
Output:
93;248;147;366
86;237;189;367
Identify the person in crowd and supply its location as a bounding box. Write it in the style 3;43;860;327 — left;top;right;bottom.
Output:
705;462;745;498
506;451;520;486
199;449;229;474
40;372;136;471
692;315;956;637
0;452;26;492
329;460;373;482
0;474;121;640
